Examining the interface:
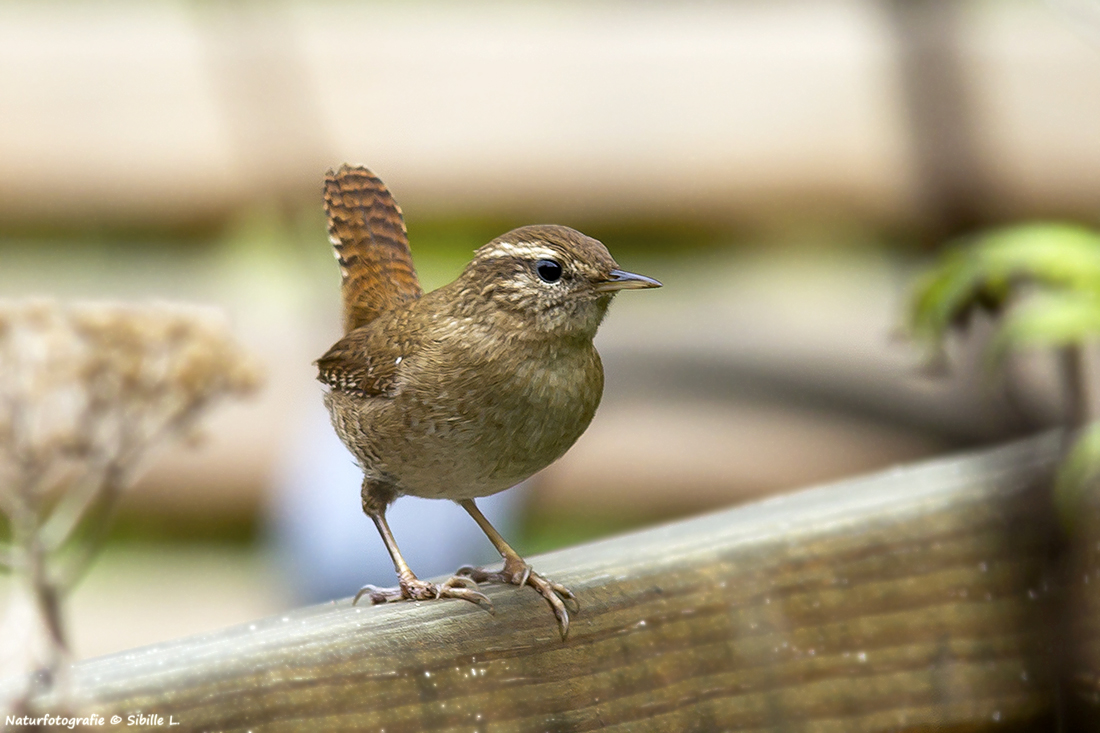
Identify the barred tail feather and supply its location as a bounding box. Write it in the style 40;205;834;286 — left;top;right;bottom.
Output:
324;165;422;333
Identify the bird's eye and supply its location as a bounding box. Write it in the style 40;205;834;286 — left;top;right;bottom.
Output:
535;259;563;283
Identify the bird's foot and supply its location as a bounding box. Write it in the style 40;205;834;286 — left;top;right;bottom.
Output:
353;574;493;613
456;558;578;639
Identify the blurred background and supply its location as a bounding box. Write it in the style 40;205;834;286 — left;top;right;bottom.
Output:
2;0;1100;660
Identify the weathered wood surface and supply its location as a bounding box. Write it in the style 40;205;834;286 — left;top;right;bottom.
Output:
20;434;1068;731
1064;470;1100;724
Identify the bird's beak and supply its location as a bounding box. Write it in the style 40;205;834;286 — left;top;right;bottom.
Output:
594;269;663;293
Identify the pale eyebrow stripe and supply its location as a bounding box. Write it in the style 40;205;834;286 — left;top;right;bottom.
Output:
479;241;559;261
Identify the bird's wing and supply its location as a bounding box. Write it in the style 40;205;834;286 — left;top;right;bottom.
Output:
324;165;422;334
315;310;421;398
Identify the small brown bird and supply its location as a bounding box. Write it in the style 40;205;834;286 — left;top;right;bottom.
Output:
316;165;660;638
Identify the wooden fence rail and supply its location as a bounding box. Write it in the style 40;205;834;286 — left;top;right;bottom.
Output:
8;432;1091;731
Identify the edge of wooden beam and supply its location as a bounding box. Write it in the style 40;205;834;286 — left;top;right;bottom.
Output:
7;432;1066;732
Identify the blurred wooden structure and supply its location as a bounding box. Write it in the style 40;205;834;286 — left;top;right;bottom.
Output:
2;1;1100;230
15;432;1100;730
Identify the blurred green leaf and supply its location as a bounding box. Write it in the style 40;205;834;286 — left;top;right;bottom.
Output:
909;222;1100;532
974;222;1100;287
908;222;1100;360
989;291;1100;365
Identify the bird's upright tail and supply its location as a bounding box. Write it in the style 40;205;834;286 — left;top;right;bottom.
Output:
323;165;423;333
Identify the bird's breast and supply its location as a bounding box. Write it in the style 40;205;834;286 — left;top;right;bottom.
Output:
384;337;604;499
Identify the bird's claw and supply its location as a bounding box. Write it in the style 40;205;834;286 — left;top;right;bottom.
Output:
353;575;493;613
456;562;578;639
353;584;401;605
437;574;481;594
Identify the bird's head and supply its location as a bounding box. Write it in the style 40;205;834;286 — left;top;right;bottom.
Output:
458;225;661;338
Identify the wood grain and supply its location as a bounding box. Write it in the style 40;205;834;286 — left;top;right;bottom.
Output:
18;434;1066;731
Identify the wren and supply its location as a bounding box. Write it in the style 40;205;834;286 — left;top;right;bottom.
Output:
316;165;661;638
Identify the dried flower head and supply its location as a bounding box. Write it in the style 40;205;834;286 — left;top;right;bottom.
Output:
0;299;261;704
0;300;260;506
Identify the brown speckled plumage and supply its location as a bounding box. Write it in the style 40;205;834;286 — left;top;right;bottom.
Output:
316;165;660;638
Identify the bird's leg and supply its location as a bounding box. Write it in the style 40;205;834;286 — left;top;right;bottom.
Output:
455;499;578;639
354;504;492;612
